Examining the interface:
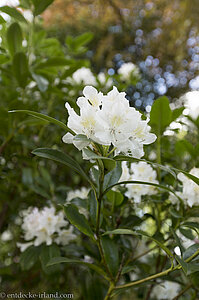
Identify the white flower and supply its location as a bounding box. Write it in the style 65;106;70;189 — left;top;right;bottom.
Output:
1;230;13;242
151;281;181;300
120;161;158;203
118;62;140;81
182;91;199;120
17;242;34;252
67;187;90;201
66;187;90;217
0;0;19;7
18;206;76;249
63;86;156;158
55;227;76;246
72;67;96;86
177;168;199;207
97;72;113;88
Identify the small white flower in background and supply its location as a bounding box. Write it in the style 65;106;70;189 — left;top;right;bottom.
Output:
17;206;76;251
177;167;199;207
72;67;97;86
66;187;90;217
120;161;158;203
0;0;19;7
151;281;181;300
1;229;13;242
182;90;199;120
97;72;113;88
63;86;156;158
118;62;140;81
66;187;90;202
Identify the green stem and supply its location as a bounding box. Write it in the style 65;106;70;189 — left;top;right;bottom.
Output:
115;248;199;290
104;283;115;300
157;134;161;182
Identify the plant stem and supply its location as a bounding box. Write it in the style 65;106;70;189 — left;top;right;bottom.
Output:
172;283;192;300
114;249;199;290
104;283;115;300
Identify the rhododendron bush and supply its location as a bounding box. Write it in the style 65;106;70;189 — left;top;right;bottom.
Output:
1;1;199;300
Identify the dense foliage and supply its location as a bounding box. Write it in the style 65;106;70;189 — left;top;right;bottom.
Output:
1;1;199;300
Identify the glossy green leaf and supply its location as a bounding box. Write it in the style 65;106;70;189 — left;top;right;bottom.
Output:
103;162;122;190
47;257;108;279
20;246;40;271
115;155;199;187
32;0;54;16
170;227;185;255
106;190;124;206
63;204;94;239
175;255;187;273
103;229;137;236
149;96;172;134
40;244;60;274
183;244;199;261
32;73;49;92
101;236;119;276
9;109;73;134
12;52;29;88
137;230;173;259
0;6;27;23
31;148;91;184
7;22;23;56
0;54;10;64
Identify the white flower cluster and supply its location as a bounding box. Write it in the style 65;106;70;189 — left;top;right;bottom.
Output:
118;62;140;81
151;281;181;300
17;206;76;252
66;187;90;201
71;67;113;88
72;67;97;86
173;167;199;207
1;229;13;242
120;161;158;203
62;86;156;158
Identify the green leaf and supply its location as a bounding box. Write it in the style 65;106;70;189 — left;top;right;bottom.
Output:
149;96;172;134
32;0;54;16
35;57;70;69
137;230;173;259
32;73;49;92
106;190;124;206
175;255;187;273
7;22;23;56
0;6;27;23
103;229;137;236
103;162;122;190
47;257;108;279
0;54;10;65
169;207;183;219
0;15;6;24
102;179;180;202
12;52;29;88
40;244;60;274
101;236;119;276
63;204;94;239
20;246;40;271
114;155;199;188
9;110;73;134
114;155;177;179
170;227;185;255
182;222;199;232
171;107;184;122
73;32;94;47
88;190;98;227
31;148;92;185
183;244;199;261
179;228;195;240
